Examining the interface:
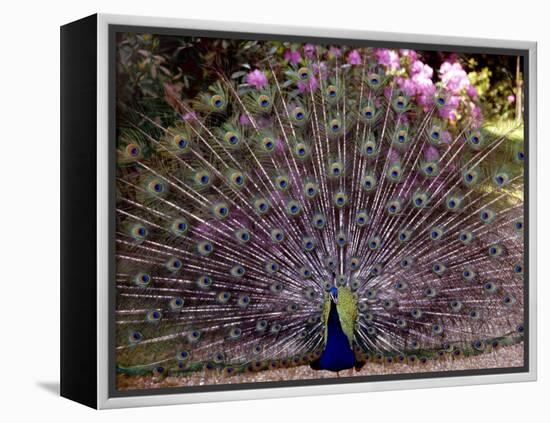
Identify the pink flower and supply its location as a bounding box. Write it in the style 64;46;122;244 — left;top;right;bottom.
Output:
389;149;401;163
400;49;418;62
303;44;316;59
246;69;268;89
439;61;470;94
398;77;416;96
297;75;318;93
312;62;328;80
471;104;482;121
239;114;251;125
284;49;302;64
507;94;516;104
328;46;342;59
424;146;440;162
467;85;478;98
376;48;400;70
256;116;272;129
347;49;362;65
438;95;461;121
397;59;435;109
182;111;198;121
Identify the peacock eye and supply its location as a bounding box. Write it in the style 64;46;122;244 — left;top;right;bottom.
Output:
409;340;420;350
271;228;285;243
238;295;251;307
395;281;407;291
270;324;282;334
302;237;316;251
334;191;348;208
472;340;485;352
298;67;310;80
356;210;369;227
257;94;271;108
517;324;525;334
275;175;290;190
330;161;344;177
368;235;381;250
231;264;246;278
480;209;495;223
517;151;525;161
129;331;142;343
197;240;214;256
292;107;306;122
266;261;280;274
327;85;337;97
411;309;422;319
126;143;140;157
286;199;302;216
488;244;503;257
134;272;151;287
330;119;341;133
450;300;462;312
211;94;224;109
147;310;162;322
336;232;347;247
366;288;377;300
432;324;444;335
370;263;383;275
170;297;184;310
483;281;498;294
235;228;251;243
299;266;312;279
425;287;437;297
166;257;183;272
429;226;444;241
197;275;213;289
229;327;242;340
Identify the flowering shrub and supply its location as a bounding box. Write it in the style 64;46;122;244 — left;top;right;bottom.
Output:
116;34;521;133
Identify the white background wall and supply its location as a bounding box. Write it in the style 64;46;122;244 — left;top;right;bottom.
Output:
0;0;547;420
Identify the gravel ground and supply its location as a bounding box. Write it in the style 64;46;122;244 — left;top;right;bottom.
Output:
116;343;523;391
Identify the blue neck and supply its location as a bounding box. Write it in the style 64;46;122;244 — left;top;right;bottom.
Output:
311;301;356;372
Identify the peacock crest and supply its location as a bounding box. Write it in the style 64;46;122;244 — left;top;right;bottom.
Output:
114;35;525;388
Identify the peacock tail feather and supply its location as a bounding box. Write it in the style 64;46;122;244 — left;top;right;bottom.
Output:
115;40;524;381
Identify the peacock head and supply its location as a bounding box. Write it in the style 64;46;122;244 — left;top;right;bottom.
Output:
329;287;339;304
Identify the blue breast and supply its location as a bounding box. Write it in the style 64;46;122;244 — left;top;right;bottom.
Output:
311;301;356;372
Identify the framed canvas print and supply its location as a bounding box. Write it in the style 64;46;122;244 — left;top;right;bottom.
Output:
60;14;537;409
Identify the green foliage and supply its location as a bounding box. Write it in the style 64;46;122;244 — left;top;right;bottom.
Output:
466;56;520;121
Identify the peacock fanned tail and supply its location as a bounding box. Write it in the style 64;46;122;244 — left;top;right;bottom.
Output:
115;44;524;380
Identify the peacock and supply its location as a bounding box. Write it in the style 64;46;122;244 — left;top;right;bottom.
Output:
115;40;525;387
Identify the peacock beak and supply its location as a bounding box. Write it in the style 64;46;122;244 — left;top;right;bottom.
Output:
330;291;338;304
